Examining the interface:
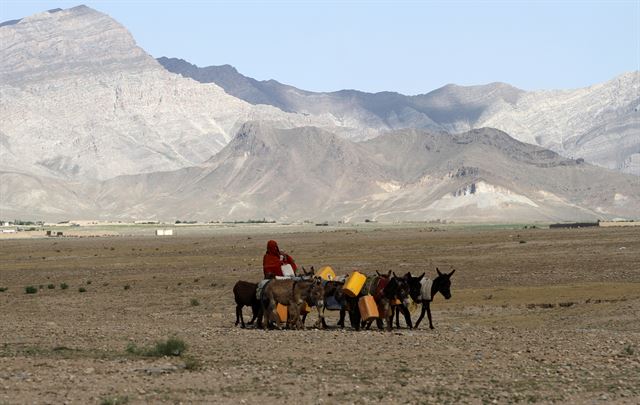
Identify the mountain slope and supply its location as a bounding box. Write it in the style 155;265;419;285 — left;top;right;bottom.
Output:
12;125;635;222
159;57;639;175
0;6;341;182
94;126;640;222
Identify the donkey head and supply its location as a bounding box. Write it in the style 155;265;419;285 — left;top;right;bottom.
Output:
305;277;325;307
300;266;315;278
434;268;455;300
404;271;425;302
376;270;392;278
389;272;411;307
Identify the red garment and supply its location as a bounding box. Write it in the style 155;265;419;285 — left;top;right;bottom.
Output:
262;240;297;278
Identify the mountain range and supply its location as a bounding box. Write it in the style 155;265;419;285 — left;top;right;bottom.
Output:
0;5;638;222
159;57;640;176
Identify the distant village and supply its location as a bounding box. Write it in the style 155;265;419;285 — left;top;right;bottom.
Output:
1;217;637;237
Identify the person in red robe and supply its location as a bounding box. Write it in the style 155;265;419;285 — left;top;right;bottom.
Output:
263;240;297;278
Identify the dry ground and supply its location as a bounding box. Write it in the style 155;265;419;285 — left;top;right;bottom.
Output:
0;225;639;404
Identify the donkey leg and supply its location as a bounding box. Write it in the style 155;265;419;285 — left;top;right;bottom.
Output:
235;304;241;327
393;306;400;328
315;306;325;329
426;301;434;329
262;307;269;330
401;305;413;329
322;307;331;328
248;303;258;325
264;301;277;329
238;305;246;328
414;303;427;329
337;307;345;328
385;316;393;332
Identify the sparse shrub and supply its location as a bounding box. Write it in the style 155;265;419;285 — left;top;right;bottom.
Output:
39;284;44;289
190;298;200;307
78;287;87;293
86;280;92;285
123;285;130;290
519;240;526;244
126;337;187;357
47;284;55;289
100;396;129;405
177;282;182;286
183;356;202;371
624;345;634;355
60;283;69;290
0;287;8;292
125;343;138;355
25;286;38;294
154;337;187;356
194;278;199;283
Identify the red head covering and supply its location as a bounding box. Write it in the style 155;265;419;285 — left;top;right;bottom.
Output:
266;240;280;256
263;240;283;278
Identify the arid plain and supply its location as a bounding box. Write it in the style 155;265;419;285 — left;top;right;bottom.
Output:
1;225;639;404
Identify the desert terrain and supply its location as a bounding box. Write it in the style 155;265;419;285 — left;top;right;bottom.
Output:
0;224;639;404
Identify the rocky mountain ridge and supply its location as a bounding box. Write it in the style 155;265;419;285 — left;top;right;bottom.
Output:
0;6;344;181
159;58;639;175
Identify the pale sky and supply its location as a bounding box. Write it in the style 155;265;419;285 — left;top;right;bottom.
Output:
1;0;638;94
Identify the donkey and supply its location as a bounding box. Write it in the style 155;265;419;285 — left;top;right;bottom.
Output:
301;279;354;329
361;271;411;332
233;280;262;328
394;268;455;329
261;277;325;329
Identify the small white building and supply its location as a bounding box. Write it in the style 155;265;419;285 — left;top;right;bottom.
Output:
155;229;174;236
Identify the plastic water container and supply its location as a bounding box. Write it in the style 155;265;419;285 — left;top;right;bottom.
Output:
343;271;366;297
301;302;311;314
358;295;379;321
276;303;288;323
281;264;295;277
318;266;336;281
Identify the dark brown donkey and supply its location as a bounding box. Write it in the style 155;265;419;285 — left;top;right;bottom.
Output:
232;281;262;328
261;278;325;329
360;271;411;332
393;268;455;329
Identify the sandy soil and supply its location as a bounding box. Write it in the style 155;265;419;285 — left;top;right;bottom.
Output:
1;225;639;404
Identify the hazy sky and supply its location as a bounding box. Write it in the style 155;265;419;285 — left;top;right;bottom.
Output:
1;1;638;94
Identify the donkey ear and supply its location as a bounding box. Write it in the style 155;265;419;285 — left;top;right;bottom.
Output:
387;270;392;277
393;271;398;278
376;270;382;276
418;272;425;281
436;268;443;276
448;269;455;277
310;265;315;273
